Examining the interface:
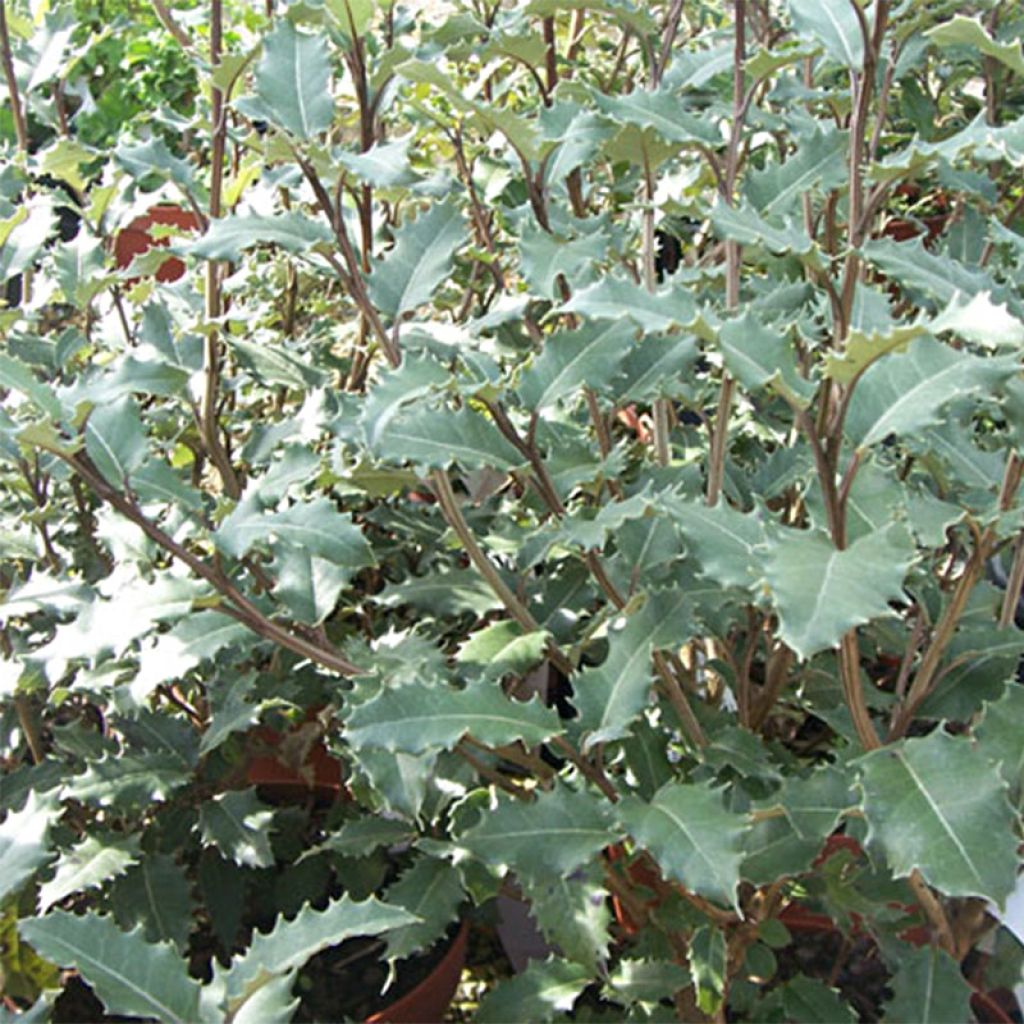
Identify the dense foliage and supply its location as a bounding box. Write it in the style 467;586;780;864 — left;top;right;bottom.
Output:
1;0;1024;1020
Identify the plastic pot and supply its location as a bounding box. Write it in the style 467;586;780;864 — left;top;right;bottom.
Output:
113;204;200;283
365;919;470;1024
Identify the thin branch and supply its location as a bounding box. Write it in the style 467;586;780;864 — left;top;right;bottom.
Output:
0;2;28;152
151;0;195;51
63;451;364;677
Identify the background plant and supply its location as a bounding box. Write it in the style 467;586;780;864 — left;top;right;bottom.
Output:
1;0;1024;1020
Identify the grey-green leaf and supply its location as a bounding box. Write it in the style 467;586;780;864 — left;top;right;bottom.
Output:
764;525;916;659
786;0;864;68
19;911;201;1024
882;945;973;1023
346;683;562;753
575;589;696;749
457;786;618;886
38;834;140;911
617;780;747;910
519;320;634;409
858;730;1018;906
199;789;276;869
219;895;418;1006
845;337;1017;451
368;201;464;319
251;20;334;138
188;214;332;260
0;792;58;901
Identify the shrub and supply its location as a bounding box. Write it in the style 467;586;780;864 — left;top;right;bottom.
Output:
1;0;1023;1020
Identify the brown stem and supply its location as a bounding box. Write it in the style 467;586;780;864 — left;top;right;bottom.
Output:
201;0;241;501
907;870;956;957
542;16;557;97
430;469;540;636
296;155;398;365
840;629;881;750
151;0;194;50
0;3;27;153
706;0;746;506
889;539;989;740
64;451;364;676
999;532;1024;629
653;651;707;749
14;694;45;764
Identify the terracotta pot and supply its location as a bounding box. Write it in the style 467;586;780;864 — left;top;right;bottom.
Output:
244;720;348;806
365;920;469;1024
113;204;200;283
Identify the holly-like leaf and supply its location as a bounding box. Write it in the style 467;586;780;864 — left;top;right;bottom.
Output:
786;0;864;68
772;766;856;842
779;976;856;1023
367;201;464;319
858;731;1018;906
660;496;768;589
518;320;634;410
716;311;810;404
690;926;727;1016
217;895;418;1008
84;396;147;485
617;780;747;910
861;238;990;306
711;200;821;270
271;551;350;625
561;276;699;333
523;863;611;972
925;15;1024;78
975;685;1024;803
133;612;252;701
575;589;696;749
591;86;721;146
457;786;618;886
38;833;140;911
882;944;973;1024
764;525;916;659
361;354;449;450
318;817;416;857
0;351;62;420
518;223;607;299
475;958;590;1024
377;568;503;616
109;854;193;952
248;20;334;138
216;495;375;568
382;856;465;961
0;792;58;901
187;213;332;260
844;337;1017;451
822;322;928;385
338;135;420;188
346;682;562;753
615;334;699;402
64;754;191;807
229;336;327;389
199;789;276;869
19;911;201;1024
745;125;848;217
374;406;521;471
929;290;1024;349
456;620;550;678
